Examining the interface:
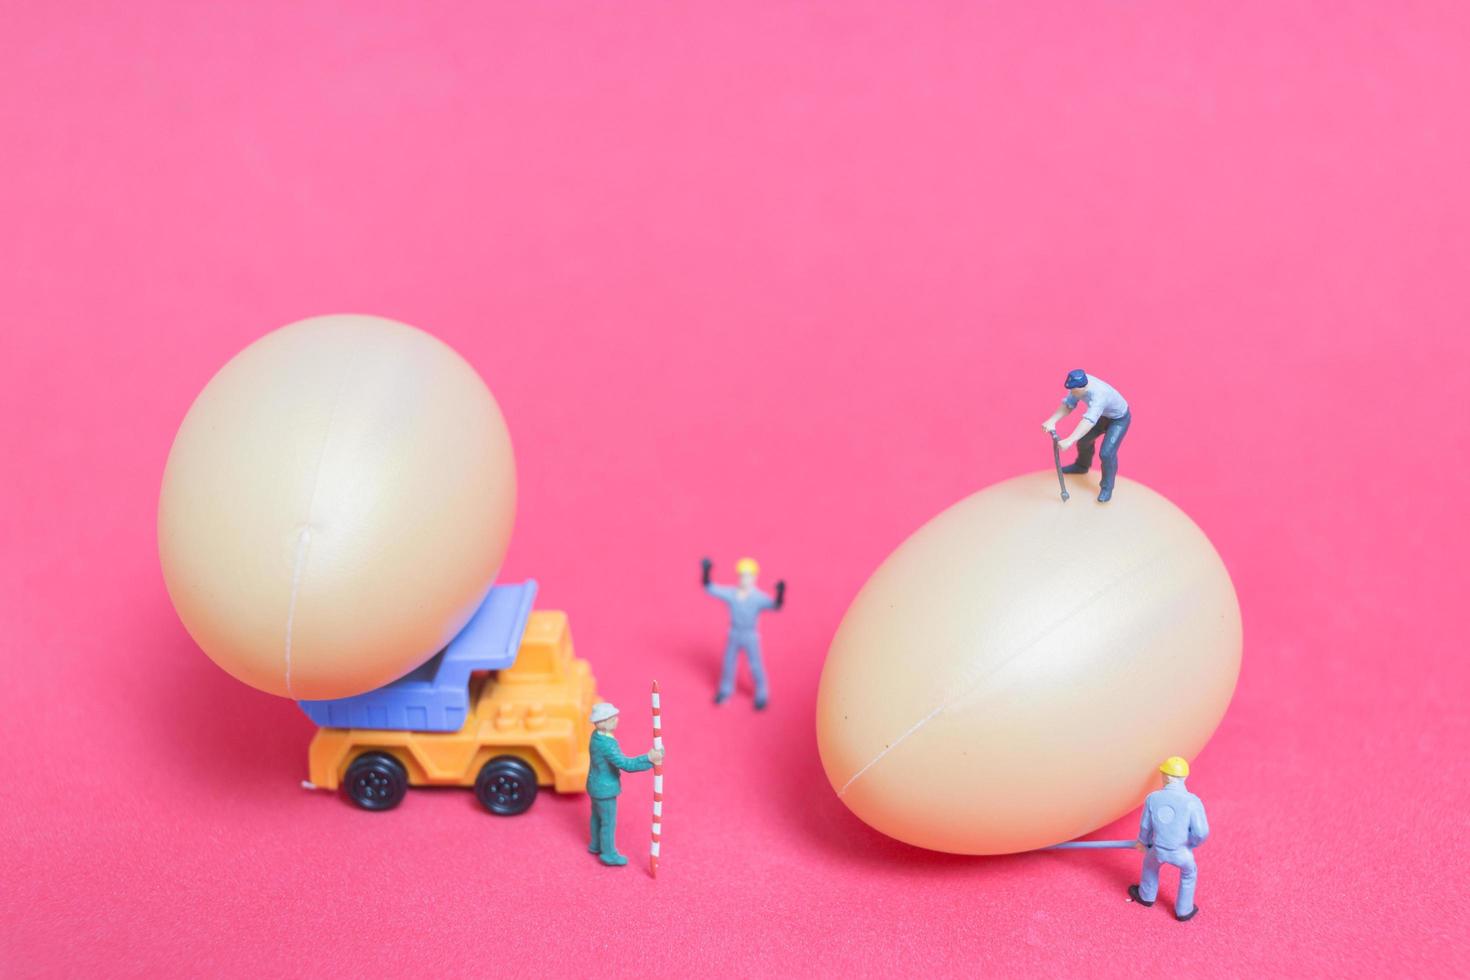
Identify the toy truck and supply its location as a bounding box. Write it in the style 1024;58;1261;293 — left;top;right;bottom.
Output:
298;581;598;814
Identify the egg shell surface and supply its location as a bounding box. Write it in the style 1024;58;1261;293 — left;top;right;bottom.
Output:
158;314;516;700
816;471;1241;855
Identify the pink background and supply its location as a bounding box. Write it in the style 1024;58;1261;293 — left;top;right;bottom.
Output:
3;3;1466;976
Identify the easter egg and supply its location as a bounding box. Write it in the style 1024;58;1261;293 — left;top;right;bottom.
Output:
158;314;516;700
816;472;1240;855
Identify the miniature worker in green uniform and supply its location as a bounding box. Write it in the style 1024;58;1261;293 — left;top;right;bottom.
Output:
586;701;664;867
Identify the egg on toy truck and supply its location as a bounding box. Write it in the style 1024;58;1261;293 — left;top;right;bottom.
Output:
299;581;598;814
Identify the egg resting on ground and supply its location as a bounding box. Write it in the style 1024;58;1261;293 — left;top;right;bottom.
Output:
158;314;516;700
816;472;1241;855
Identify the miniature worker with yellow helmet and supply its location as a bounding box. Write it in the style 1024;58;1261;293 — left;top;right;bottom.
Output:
1129;756;1210;921
701;556;785;710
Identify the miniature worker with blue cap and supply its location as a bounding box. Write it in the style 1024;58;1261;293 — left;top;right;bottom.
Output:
701;556;785;710
1041;369;1131;502
1129;756;1210;922
586;702;664;867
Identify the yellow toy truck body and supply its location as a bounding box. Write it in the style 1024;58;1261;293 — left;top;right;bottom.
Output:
306;608;598;813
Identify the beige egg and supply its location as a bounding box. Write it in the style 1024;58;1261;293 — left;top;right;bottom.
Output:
816;472;1240;854
159;314;516;700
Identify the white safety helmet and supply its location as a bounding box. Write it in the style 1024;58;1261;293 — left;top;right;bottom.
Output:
589;702;619;724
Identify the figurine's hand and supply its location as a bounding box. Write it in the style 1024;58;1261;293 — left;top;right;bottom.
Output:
1042;421;1057;435
1134;842;1146;851
1057;437;1074;451
649;747;665;765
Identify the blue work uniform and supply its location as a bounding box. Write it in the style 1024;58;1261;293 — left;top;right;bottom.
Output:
587;731;652;864
706;584;776;704
1136;780;1210;917
1062;375;1131;493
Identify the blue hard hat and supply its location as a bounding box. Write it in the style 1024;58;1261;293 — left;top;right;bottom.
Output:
1065;369;1088;389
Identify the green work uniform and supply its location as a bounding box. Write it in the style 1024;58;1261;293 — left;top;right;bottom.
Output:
587;731;652;866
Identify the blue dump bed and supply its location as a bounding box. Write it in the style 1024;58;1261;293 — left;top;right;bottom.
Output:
298;580;539;732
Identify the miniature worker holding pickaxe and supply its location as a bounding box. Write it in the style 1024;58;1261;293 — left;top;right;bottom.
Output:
1041;369;1131;502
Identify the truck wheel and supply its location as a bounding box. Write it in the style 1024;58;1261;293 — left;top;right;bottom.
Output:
344;753;408;811
475;756;538;816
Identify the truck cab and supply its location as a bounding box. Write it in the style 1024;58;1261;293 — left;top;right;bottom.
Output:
299;581;598;813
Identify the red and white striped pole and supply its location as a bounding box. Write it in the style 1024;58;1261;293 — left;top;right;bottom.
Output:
650;680;663;878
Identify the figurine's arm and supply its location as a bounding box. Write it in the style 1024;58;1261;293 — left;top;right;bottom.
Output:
773;580;786;610
605;740;654;774
1042;396;1076;434
704;567;734;602
1059;416;1096;451
1187;800;1209;848
1136;804;1154;848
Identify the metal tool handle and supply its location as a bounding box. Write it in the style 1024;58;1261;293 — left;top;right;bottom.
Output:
1050;431;1070;501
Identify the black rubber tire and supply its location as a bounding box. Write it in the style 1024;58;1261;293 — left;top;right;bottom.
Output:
474;756;539;816
343;752;408;811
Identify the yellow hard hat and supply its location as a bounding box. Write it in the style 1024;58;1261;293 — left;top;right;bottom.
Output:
1159;756;1190;778
736;557;760;576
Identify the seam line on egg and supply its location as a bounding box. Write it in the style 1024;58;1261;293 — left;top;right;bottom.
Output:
836;545;1174;798
838;705;944;794
283;345;358;697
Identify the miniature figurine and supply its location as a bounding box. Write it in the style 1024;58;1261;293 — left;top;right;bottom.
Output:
702;557;785;710
1128;756;1210;922
1040;369;1131;503
587;701;664;867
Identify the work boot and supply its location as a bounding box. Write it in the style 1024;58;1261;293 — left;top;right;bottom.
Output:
1127;885;1154;907
1175;906;1199;922
1061;462;1089;474
599;852;629;867
754;695;768;711
1097;486;1113;503
714;691;729;705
